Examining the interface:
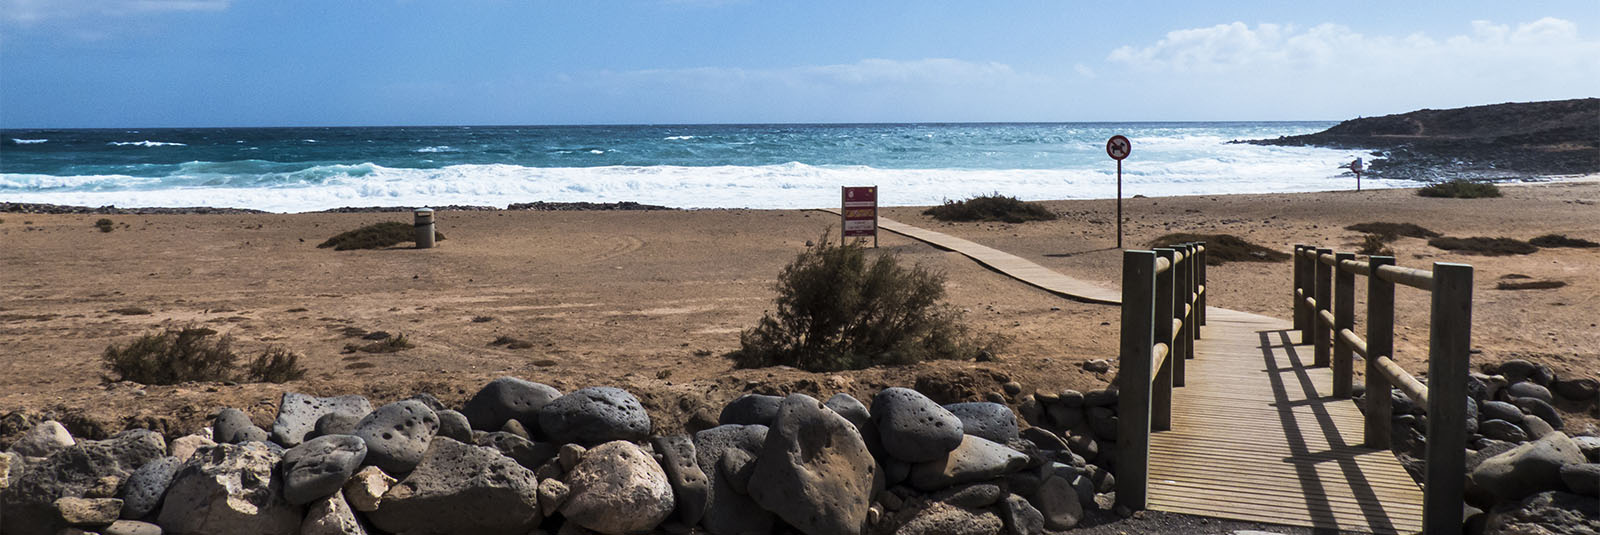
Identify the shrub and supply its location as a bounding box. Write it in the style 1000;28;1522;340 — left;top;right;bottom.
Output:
490;335;534;349
244;347;307;383
1418;180;1502;199
1428;236;1537;255
318;222;445;250
923;193;1058;223
102;327;236;385
1496;280;1566;290
1357;234;1393;256
94;218;114;232
732;234;999;372
344;333;412;353
109;307;152;315
1149;233;1289;265
1344;222;1440;241
1529;234;1599;248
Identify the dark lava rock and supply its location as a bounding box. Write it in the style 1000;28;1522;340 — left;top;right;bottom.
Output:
1560;463;1600;496
1020;427;1068;452
1087;407;1118;441
309;410;365;442
1514;397;1564;430
945;402;1020;443
1494;360;1540;384
1;429;166;535
895;501;1004;535
270;393;372;448
1470;431;1587;502
719;394;784;426
651;434;710;526
281;434;367;505
931;483;1004;508
367;438;542;535
999;493;1046;535
871;387;964;463
214;408;269;444
1481;400;1523;423
435;409;473;443
120;455;181;519
909;435;1029;491
1507;382;1555;404
1552;378;1598;401
1480;419;1530;443
539;386;651;446
1083;388;1117;407
693;424;774;535
559;440;674;534
1483;490;1599;535
158;442;301;535
460;377;561;436
354;400;440;474
475;432;558;470
748;394;875;535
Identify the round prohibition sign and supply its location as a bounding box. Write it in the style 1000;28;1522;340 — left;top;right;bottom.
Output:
1106;135;1132;161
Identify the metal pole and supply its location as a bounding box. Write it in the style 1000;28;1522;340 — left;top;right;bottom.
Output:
1117;160;1123;249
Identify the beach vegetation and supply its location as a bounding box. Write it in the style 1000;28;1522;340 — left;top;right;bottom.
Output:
1418;180;1502;199
1344;222;1439;241
733;233;1000;372
1496;279;1566;290
94;218;114;232
1427;236;1537;255
344;332;412;353
1149;233;1289;265
471;315;495;323
1529;234;1599;248
1357;234;1393;256
244;347;308;383
102;326;237;385
489;335;534;349
317;221;444;250
923;193;1058;223
110;307;152;315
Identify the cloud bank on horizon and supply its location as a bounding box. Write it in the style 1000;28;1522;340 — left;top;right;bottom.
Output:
0;1;1595;127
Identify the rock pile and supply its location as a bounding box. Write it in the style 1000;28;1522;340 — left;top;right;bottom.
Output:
1;380;1123;535
1363;357;1599;534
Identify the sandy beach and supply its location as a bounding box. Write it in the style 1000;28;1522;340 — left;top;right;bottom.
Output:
2;180;1597;439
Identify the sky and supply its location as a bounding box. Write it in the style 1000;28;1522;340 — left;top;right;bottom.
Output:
1;0;1597;128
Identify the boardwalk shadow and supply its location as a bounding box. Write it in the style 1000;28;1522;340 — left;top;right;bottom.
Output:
1258;329;1400;534
1042;247;1118;258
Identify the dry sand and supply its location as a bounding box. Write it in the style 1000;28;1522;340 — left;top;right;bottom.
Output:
2;180;1597;439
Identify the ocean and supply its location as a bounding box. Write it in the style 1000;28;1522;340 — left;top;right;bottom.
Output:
0;123;1402;213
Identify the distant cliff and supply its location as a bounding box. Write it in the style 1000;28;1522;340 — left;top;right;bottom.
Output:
1247;98;1599;181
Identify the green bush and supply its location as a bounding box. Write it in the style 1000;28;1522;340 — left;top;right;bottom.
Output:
1149;233;1289;265
1428;236;1537;255
1418;180;1502;199
244;347;308;383
318;222;445;250
1357;234;1393;256
1529;234;1599;248
344;333;412;353
732;234;999;372
923;194;1058;223
103;327;237;385
94;218;114;232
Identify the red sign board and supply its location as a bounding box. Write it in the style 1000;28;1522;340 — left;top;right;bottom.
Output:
841;186;878;240
1106;135;1131;161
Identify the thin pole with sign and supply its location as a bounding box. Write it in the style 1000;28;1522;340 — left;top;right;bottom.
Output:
1106;135;1132;249
1351;157;1364;191
841;186;879;248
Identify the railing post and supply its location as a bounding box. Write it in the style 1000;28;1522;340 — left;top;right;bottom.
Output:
1364;256;1396;449
1295;244;1313;345
1182;243;1196;363
1333;251;1356;398
1152;248;1176;431
1313;247;1333;367
1117;250;1157;512
1423;263;1472;535
1171;245;1189;387
1195;241;1206;334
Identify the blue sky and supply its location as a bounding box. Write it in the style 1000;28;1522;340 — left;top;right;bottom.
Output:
2;0;1596;127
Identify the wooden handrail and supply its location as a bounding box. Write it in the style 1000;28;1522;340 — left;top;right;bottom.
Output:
1291;245;1472;535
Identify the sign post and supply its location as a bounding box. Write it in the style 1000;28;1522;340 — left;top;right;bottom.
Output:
842;186;878;248
1106;135;1132;249
1351;157;1364;191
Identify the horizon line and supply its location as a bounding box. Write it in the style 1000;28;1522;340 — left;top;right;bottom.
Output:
0;119;1343;131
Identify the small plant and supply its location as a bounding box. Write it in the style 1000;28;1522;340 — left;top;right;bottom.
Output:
1529;234;1599;248
1357;234;1393;256
471;316;495;323
109;307;152;315
317;222;445;251
1344;222;1440;241
1496;280;1566;290
923;193;1059;223
244;347;307;383
102;327;236;385
1149;233;1289;265
732;233;1000;372
344;333;412;353
1418;180;1502;199
1428;236;1537;256
489;335;534;349
94;218;114;232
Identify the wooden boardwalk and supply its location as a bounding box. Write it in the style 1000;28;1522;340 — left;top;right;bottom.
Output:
848;214;1427;533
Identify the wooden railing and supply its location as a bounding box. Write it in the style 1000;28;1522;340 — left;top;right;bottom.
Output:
1117;242;1206;510
1293;245;1473;535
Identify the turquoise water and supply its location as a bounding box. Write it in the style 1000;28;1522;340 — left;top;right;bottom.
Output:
0;123;1393;212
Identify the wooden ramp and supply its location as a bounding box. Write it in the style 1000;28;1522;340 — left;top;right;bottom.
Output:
1149;308;1425;534
814;210;1122;304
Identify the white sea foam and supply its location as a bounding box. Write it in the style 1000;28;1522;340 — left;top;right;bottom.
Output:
663;135;696;140
414;145;456;153
11;138;47;144
107;140;187;147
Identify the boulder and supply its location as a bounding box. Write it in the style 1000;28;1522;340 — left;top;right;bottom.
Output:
213;408;269;444
353;400;439;474
560;441;674;534
7;420;74;458
1483;491;1599;535
1016;396;1043;428
1553;378;1599;401
1;430;166;535
1481;400;1523;423
475;431;558;470
1507;382;1555;404
651;434;709;526
945;402;1020;443
931;483;1004;508
910;435;1029;491
538;387;651;446
283;434;367;505
748;394;875;535
558;443;586;471
1575;436;1600;462
1055;390;1085;407
1523;414;1556;440
168;434;216;463
693;424;774;535
302;492;368;535
342;465;394;513
1086;407;1117;441
1514;397;1564;430
1031;473;1083;530
1493;360;1539;384
536;477;569;513
1480;419;1529;443
460;377;562;435
871;387;965;463
435;410;474;443
1083;388;1117;407
56;496;123;526
158;442;302;535
1019;427;1067;452
311;411;365;440
1046;405;1083;430
826;392;884;461
272;393;373;448
367;437;541;535
719;394;784;426
1470;431;1587;502
1559;463;1599;496
999;493;1045;535
893;502;1003;535
101;520;163;535
500;418;531;440
120;455;181;519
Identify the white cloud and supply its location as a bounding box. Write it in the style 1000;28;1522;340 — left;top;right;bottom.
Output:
1;0;229;24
